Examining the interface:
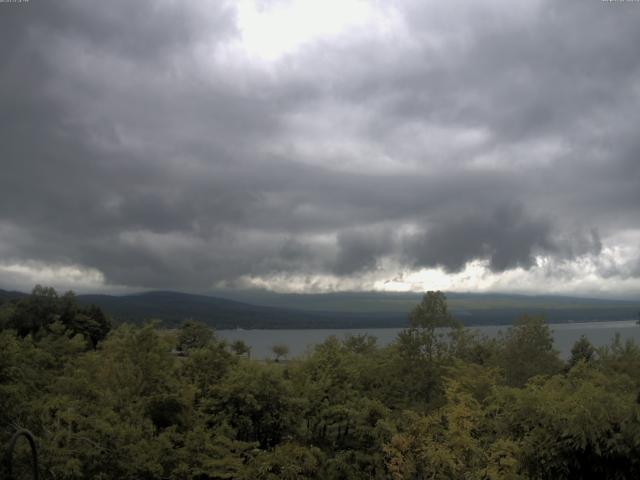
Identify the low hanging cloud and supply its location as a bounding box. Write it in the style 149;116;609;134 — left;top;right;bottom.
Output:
403;205;603;273
333;227;395;276
404;205;555;273
1;0;639;294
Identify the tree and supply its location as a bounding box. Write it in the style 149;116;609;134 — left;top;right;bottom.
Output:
2;287;110;348
594;333;640;384
176;319;214;352
230;339;251;358
384;380;486;480
491;365;640;479
0;301;16;330
64;303;111;349
409;291;459;330
242;442;322;480
182;341;237;400
272;344;289;362
9;285;59;337
342;333;377;355
568;335;595;369
208;362;298;448
497;314;563;387
386;291;461;407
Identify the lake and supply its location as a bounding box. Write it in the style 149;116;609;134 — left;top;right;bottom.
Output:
218;320;640;359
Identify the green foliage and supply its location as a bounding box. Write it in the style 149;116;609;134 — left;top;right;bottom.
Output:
342;333;377;355
3;287;640;479
205;362;298;449
12;285;60;337
595;333;640;387
230;339;252;358
568;335;596;369
243;442;322;480
385;291;467;409
490;364;640;479
271;343;289;362
181;341;237;400
495;314;564;387
176;319;215;352
409;290;459;330
384;380;487;480
0;285;111;348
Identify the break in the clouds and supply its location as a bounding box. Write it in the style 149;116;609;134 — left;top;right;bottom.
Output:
1;0;639;297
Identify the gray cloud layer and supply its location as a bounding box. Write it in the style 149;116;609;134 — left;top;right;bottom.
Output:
1;0;639;292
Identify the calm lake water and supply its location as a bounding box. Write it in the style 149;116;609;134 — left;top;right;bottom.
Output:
218;320;640;360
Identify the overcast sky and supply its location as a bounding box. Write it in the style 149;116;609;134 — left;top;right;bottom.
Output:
1;0;639;298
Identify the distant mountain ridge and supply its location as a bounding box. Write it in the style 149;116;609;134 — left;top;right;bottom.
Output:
0;289;28;302
212;290;640;313
74;291;407;329
1;288;638;329
213;289;640;325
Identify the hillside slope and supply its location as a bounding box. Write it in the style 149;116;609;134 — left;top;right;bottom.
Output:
2;288;638;329
75;291;406;329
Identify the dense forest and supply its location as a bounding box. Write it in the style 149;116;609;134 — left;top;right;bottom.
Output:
2;287;640;479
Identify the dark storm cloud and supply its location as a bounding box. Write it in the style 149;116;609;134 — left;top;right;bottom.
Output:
404;205;555;272
334;228;395;276
1;0;639;291
403;205;603;273
7;0;236;62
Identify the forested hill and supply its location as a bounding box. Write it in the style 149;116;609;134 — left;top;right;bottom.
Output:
0;290;640;329
0;289;27;302
220;290;640;313
75;291;640;328
73;291;405;329
1;288;638;329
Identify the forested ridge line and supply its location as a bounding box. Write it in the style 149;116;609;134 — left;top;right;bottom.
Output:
2;287;640;479
3;287;639;330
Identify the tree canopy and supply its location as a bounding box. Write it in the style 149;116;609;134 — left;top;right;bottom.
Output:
2;286;640;479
